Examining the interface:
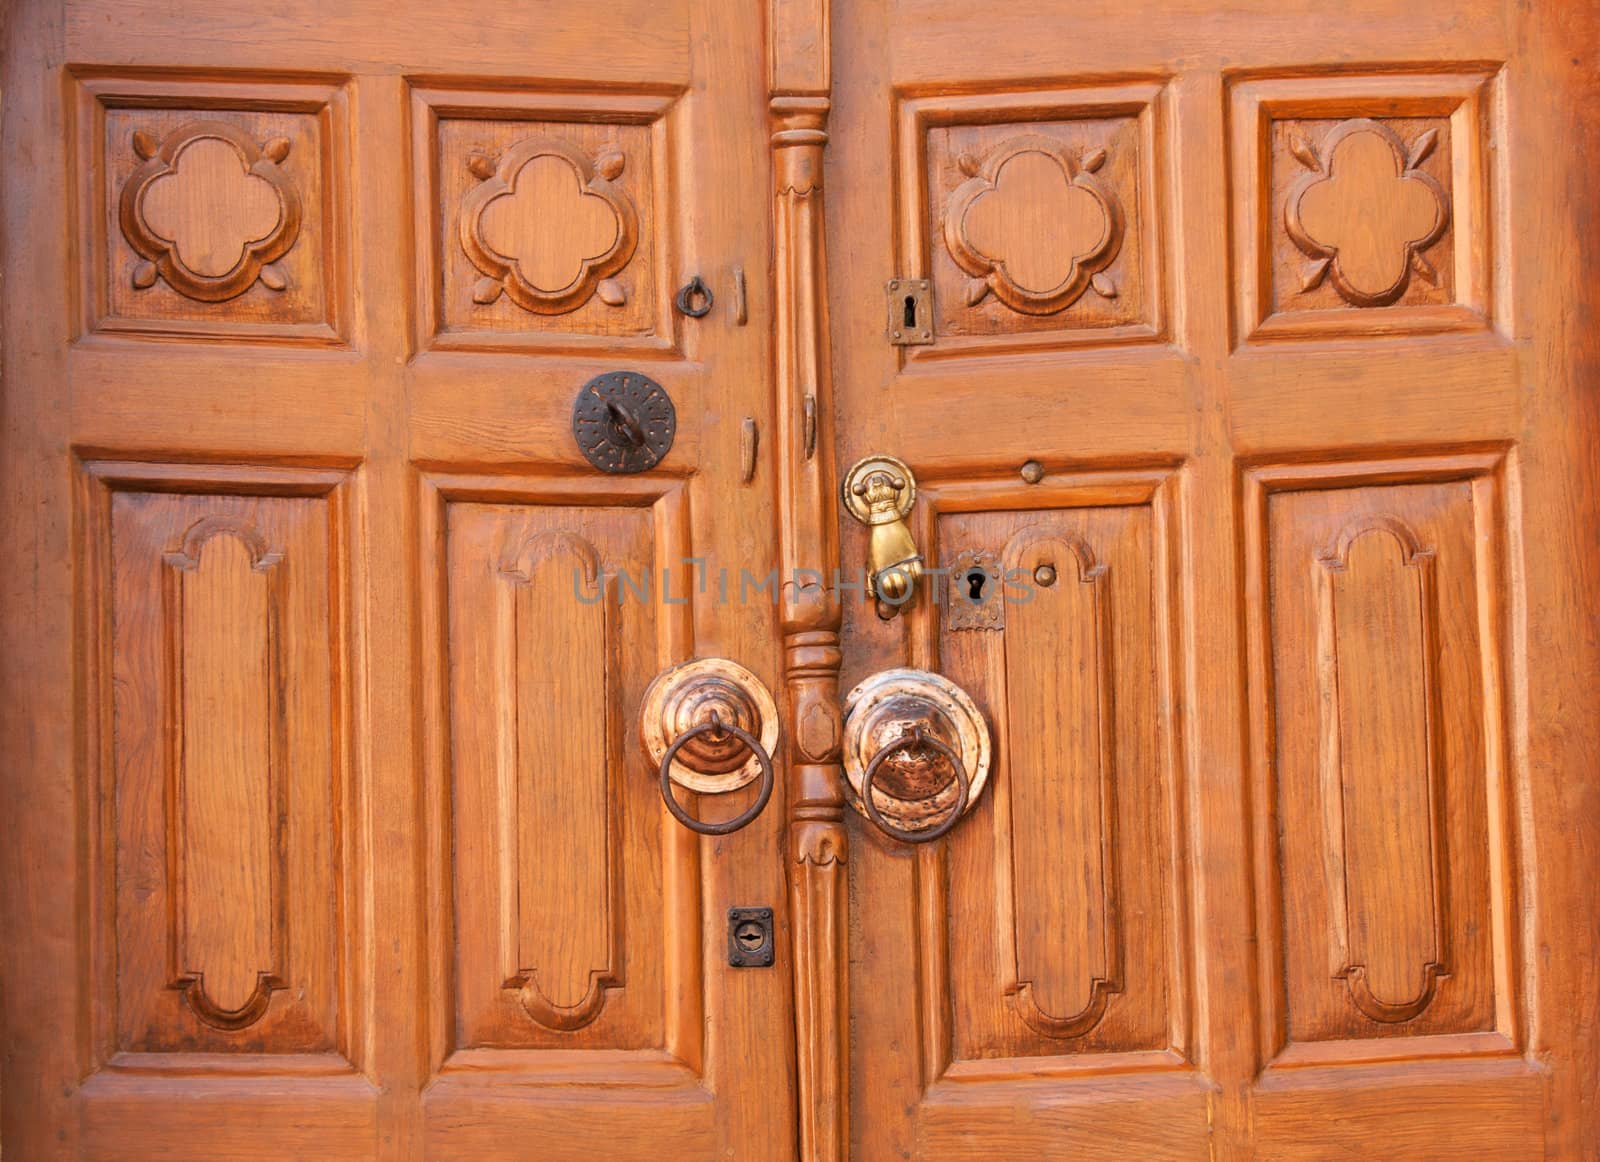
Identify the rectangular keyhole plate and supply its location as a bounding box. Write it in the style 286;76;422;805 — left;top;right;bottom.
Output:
886;278;933;345
947;547;1006;631
727;906;775;968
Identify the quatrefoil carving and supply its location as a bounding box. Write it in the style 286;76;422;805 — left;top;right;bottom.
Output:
1285;118;1450;308
460;139;638;315
119;121;302;303
943;134;1123;315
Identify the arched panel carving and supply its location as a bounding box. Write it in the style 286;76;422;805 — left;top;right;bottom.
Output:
1315;517;1451;1023
997;530;1123;1038
160;515;289;1031
495;530;624;1031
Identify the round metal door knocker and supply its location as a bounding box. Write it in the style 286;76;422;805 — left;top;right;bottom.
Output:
572;371;676;474
641;658;781;836
842;668;991;843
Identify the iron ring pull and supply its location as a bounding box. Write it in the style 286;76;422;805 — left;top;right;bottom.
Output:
859;725;971;845
657;712;775;836
674;275;714;318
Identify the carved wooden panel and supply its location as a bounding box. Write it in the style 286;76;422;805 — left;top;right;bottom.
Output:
163;516;291;1031
424;474;702;1064
897;83;1166;359
1230;72;1498;342
921;475;1184;1069
1246;458;1511;1058
1284;120;1449;310
74;73;348;344
996;531;1122;1039
81;462;352;1058
411;85;680;354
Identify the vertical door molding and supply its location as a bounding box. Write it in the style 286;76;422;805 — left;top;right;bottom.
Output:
770;3;847;1160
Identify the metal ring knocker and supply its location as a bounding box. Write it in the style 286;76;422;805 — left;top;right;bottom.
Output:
860;725;970;844
674;275;714;318
658;712;775;836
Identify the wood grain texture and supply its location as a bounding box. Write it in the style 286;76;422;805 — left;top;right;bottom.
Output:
996;532;1122;1039
82;461;354;1060
409;84;681;354
163;516;289;1031
771;50;850;1162
498;531;623;1031
74;72;350;345
829;1;1597;1158
4;0;1600;1158
1245;457;1508;1055
1316;519;1449;1024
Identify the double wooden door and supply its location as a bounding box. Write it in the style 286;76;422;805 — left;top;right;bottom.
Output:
3;1;1598;1160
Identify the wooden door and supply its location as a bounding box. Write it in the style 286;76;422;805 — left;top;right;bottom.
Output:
823;1;1600;1159
0;3;797;1159
6;1;1600;1160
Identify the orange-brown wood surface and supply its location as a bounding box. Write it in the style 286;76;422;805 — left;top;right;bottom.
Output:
3;2;795;1158
3;1;1598;1159
829;0;1599;1159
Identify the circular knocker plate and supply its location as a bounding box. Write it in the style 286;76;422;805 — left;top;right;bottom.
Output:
641;658;779;795
840;454;916;526
572;370;676;474
842;668;991;842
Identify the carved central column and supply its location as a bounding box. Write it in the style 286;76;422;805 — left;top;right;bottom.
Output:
770;27;848;1160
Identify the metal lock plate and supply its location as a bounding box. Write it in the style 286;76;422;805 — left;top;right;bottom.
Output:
946;548;1005;631
727;906;775;968
572;370;676;474
886;278;933;345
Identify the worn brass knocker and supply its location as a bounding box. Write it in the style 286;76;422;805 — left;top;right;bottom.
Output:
657;712;775;836
842;667;992;844
640;658;779;836
842;454;923;618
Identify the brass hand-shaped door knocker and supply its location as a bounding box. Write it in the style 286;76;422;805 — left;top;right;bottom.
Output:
842;454;923;618
640;658;779;836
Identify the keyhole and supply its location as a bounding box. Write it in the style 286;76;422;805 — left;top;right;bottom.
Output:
967;570;987;601
735;920;766;951
903;294;918;329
